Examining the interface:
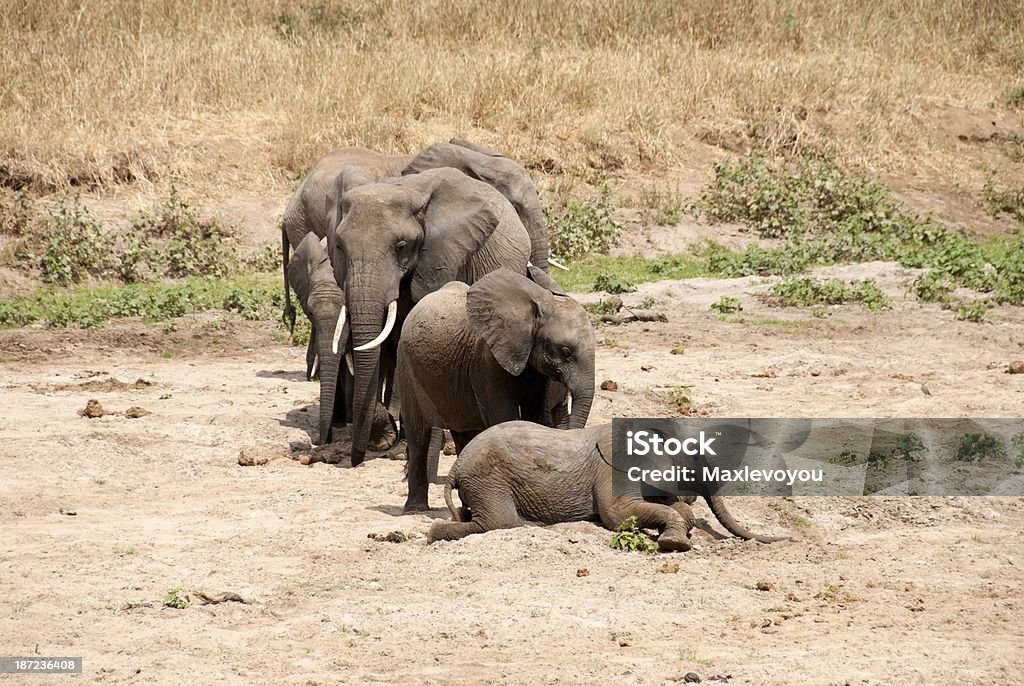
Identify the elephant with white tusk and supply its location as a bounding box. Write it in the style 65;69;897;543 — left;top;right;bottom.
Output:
285;234;395;448
396;268;596;511
326;167;536;468
280;139;552;335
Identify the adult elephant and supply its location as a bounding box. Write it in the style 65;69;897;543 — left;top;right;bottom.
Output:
396;268;596;510
280;139;551;333
327;166;533;467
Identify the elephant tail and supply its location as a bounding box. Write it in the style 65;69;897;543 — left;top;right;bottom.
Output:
704;495;789;544
443;470;464;522
282;224;296;334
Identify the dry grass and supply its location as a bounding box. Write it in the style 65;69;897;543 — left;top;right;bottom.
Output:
2;0;1023;193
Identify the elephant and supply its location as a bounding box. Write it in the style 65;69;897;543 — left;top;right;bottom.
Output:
396;268;596;511
326;166;536;468
285;233;396;449
280;139;552;334
428;422;788;551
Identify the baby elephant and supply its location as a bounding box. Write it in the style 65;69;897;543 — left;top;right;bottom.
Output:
429;422;786;551
397;268;596;511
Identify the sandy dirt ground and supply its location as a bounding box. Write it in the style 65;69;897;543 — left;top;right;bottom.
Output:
2;262;1023;685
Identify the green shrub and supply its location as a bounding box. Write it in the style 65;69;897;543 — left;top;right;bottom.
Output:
593;273;636;294
163;588;190;609
609;516;657;554
547;185;622;261
709;295;742;314
765;277;890;310
954;433;1007;462
37;197;115;285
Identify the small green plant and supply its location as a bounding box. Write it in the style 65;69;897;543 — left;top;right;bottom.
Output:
587;299;622;317
954;433;1007;462
640;295;656;309
547;185;622;261
163;588;190;609
950;299;991;322
609;516;657;553
831;450;861;466
893;433;927;462
593;273;636;294
1011;432;1024;470
709;295;742;314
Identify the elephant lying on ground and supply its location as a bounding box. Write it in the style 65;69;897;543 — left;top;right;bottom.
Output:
396;268;595;511
286;233;395;448
429;422;787;551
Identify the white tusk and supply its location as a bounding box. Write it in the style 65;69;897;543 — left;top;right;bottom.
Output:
547;257;569;271
311;354;319;379
527;261;534;267
331;305;347;355
353;300;398;352
345;352;354;375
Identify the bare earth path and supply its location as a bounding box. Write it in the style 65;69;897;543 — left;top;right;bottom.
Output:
2;264;1022;685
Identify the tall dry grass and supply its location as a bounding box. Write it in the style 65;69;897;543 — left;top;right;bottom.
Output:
1;0;1022;192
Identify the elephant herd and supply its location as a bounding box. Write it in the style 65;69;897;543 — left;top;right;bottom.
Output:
281;138;784;550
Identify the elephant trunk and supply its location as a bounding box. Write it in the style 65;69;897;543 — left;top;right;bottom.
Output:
347;297;389;466
522;200;550;269
566;383;594;430
704;495;788;543
315;322;342;445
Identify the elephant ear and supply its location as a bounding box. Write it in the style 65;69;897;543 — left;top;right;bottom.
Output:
449;137;504;157
527;264;566;296
325;165;372;236
403;143;531;213
466;267;547;376
395;168;502;302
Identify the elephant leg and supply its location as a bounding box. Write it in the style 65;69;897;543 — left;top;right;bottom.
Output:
428;519;485;542
426;428;445;484
403;418;432;512
450;430;480;455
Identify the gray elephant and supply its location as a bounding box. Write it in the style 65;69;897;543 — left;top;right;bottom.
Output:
280;139;551;333
326;166;536;468
429;422;787;551
286;233;396;449
396;268;595;511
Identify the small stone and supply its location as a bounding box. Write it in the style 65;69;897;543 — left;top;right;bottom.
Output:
670;347;685;355
1009;360;1024;374
600;380;618;391
657;561;679;574
576;568;589;577
78;399;105;418
641;365;654;372
238;450;270;467
684;673;702;683
124;406;150;418
755;580;774;592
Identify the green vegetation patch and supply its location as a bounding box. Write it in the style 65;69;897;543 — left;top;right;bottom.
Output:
609;516;657;554
763;277;890;310
0;275;281;329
